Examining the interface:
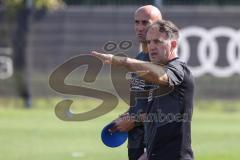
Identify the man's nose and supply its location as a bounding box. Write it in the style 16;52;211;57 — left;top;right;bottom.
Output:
138;24;145;32
149;42;155;50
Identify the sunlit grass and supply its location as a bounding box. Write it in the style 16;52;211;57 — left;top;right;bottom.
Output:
0;98;240;160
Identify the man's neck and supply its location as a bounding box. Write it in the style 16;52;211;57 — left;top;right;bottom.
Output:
168;52;178;61
141;42;148;53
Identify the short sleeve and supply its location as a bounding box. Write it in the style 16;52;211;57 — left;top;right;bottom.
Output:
166;60;184;86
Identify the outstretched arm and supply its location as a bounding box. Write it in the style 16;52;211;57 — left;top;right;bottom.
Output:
92;51;169;86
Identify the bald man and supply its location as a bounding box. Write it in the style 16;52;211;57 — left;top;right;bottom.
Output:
110;5;162;160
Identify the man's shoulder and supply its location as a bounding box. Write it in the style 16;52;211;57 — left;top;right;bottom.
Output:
166;58;194;86
135;52;144;59
168;58;191;72
168;57;185;65
135;52;149;61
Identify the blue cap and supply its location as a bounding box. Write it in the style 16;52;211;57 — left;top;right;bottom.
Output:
101;122;128;148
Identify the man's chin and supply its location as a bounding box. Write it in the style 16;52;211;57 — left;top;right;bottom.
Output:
137;37;145;42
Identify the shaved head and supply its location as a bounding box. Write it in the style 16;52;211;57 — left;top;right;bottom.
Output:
134;5;162;43
135;5;162;23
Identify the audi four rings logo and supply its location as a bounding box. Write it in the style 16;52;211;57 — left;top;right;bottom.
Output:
178;26;240;77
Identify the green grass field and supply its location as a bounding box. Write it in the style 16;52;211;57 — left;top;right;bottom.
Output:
0;98;240;160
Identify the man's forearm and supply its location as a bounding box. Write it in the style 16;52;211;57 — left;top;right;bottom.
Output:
112;55;169;85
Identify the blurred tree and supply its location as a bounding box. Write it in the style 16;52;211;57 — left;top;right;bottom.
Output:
62;0;240;5
63;0;154;5
0;0;65;21
0;0;65;108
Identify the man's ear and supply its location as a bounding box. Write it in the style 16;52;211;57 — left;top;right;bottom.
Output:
170;40;177;52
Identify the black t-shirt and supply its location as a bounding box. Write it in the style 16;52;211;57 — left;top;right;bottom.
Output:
145;58;195;160
128;52;150;149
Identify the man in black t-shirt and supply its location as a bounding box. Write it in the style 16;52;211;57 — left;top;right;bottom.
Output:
92;19;194;160
141;21;194;160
